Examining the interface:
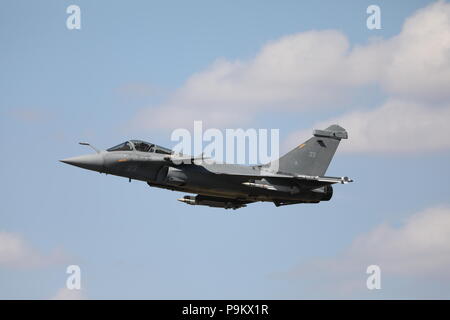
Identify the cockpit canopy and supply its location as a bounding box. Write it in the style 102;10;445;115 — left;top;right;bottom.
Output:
107;141;133;152
107;140;172;155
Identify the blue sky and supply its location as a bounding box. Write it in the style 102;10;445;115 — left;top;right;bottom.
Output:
1;0;450;299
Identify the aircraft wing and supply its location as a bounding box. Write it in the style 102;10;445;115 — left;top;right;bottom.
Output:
294;174;353;184
213;171;353;190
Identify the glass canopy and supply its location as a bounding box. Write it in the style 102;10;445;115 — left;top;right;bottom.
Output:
107;140;172;155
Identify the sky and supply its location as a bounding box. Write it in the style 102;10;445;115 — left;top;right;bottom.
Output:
1;0;450;299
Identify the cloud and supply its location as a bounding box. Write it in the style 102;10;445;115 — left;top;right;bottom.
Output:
0;232;69;269
285;99;450;153
132;30;357;129
51;288;86;300
378;1;450;101
345;206;450;276
283;206;450;296
131;1;450;130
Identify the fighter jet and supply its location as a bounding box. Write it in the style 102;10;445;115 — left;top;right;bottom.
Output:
60;125;353;209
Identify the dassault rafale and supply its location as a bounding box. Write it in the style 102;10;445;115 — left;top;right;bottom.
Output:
60;124;353;209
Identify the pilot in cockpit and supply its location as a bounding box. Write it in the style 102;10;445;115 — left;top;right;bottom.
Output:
107;140;172;155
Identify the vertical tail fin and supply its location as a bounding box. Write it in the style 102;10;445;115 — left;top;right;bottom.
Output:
270;125;348;176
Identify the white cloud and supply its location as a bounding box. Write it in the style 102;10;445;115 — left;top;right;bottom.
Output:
52;288;86;300
345;1;450;101
0;232;69;269
132;30;355;129
285;99;450;153
284;206;450;295
346;206;450;276
380;2;450;101
131;1;450;131
132;30;357;129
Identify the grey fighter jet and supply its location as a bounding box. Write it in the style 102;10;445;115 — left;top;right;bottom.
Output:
60;125;353;209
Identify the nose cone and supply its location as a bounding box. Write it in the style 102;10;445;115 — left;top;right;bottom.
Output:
60;153;104;172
